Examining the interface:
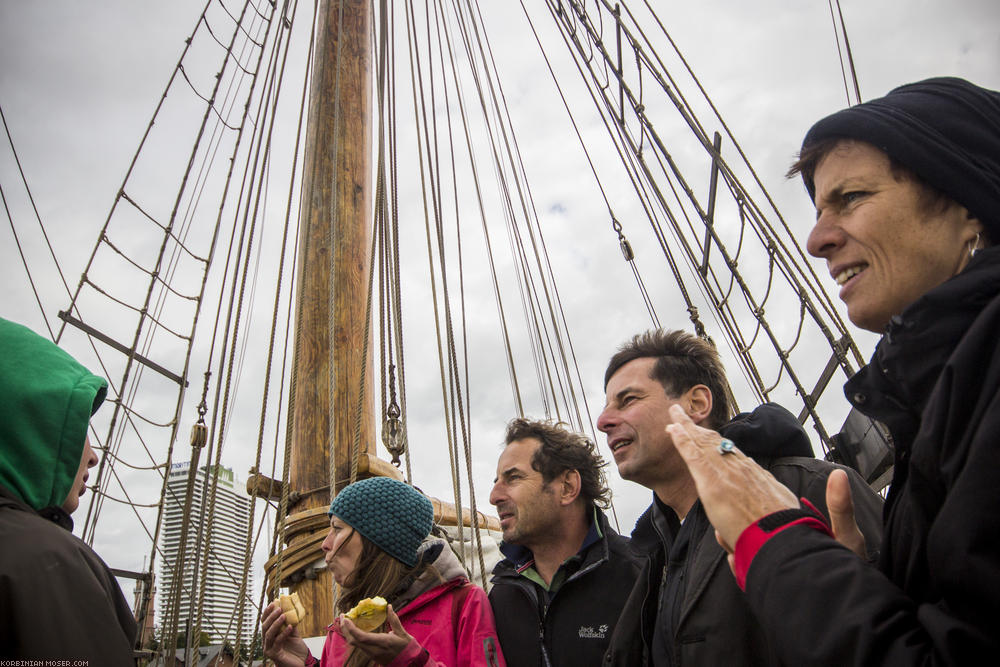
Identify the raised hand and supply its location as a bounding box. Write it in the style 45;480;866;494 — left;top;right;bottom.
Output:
261;601;310;667
665;404;799;550
339;603;413;665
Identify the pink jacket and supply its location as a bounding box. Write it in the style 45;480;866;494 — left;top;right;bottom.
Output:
319;540;505;667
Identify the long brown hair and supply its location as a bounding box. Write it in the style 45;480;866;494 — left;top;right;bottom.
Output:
333;528;437;667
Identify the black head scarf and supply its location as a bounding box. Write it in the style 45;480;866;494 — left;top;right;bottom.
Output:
800;77;1000;240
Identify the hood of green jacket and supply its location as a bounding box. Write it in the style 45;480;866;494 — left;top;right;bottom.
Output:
0;317;107;511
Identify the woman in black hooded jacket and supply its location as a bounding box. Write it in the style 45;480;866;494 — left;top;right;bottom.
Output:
666;77;1000;665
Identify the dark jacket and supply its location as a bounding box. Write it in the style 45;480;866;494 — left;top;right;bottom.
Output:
744;247;1000;665
0;317;136;663
604;403;883;666
489;508;641;666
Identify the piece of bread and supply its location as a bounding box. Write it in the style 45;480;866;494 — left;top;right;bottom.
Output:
278;592;307;626
344;596;388;632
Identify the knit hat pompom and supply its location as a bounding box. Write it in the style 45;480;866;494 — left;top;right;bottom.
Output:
800;77;1000;240
328;476;434;567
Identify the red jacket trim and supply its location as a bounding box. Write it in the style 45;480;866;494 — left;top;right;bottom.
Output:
733;498;833;591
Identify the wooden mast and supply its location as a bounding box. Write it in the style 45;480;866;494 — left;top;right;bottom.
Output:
286;0;374;637
275;0;499;637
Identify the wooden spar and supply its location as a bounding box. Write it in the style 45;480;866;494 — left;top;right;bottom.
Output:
286;0;373;637
277;0;503;636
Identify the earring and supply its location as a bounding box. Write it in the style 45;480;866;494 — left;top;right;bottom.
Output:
969;232;981;258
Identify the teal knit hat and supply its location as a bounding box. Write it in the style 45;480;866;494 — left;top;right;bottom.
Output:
328;477;433;567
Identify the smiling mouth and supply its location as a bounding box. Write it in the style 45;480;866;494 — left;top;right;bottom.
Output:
835;264;866;286
609;439;632;453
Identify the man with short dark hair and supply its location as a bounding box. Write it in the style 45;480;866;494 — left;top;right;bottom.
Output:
598;328;883;666
0;317;136;663
488;418;640;666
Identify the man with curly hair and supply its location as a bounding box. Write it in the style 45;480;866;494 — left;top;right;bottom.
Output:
488;418;640;666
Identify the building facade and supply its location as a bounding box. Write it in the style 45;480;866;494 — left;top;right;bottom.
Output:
159;462;254;645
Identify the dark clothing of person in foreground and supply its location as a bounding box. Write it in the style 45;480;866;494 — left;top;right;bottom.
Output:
0;317;136;663
605;403;882;666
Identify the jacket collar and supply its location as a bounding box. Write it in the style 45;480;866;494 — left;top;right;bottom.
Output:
391;537;468;612
629;494;679;556
492;506;614;579
0;484;74;531
845;245;1000;448
717;402;813;461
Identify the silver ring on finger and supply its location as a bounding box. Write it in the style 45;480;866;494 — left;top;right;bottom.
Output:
717;438;736;455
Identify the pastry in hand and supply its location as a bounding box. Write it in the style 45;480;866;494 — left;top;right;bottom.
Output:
344;596;388;632
278;592;307;626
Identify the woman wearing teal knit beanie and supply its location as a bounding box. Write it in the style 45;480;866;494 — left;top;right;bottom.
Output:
262;476;505;667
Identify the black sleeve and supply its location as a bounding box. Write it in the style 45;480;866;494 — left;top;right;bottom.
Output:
745;400;1000;665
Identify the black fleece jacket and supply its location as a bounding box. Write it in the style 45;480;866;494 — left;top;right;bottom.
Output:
489;508;641;667
604;403;883;667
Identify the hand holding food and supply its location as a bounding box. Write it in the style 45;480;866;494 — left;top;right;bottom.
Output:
344;596;388;632
278;592;307;626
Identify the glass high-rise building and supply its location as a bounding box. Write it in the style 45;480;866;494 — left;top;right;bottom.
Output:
158;462;254;645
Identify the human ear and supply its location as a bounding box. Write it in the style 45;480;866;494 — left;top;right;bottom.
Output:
965;212;987;248
684;385;713;425
559;469;582;505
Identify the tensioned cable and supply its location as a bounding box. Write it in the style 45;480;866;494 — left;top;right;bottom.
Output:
547;1;845;438
556;3;783;407
2;184;53;339
630;0;858;358
191;3;286;649
0;101;72;337
828;0;862;106
469;1;591;433
85;0;273;547
450;0;580;430
429;0;487;575
83;0;252;544
245;0;311;644
150;1;280;655
433;0;525;418
215;0;308;657
544;1;766;409
460;1;587;431
404;0;466;541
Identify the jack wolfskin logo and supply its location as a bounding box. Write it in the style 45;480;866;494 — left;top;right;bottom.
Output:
578;624;609;639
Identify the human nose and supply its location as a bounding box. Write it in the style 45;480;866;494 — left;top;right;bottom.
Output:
320;526;335;553
84;438;98;468
596;405;616;433
806;210;844;259
489;481;504;507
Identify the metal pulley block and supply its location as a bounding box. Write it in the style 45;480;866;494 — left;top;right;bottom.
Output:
382;402;404;466
190;422;207;448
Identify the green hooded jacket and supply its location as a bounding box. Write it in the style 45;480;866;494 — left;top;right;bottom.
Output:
0;317;107;511
0;317;135;662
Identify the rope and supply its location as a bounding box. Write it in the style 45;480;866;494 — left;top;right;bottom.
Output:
328;0;347;502
544;0;861;445
0;101;72;338
828;0;863;106
229;0;305;657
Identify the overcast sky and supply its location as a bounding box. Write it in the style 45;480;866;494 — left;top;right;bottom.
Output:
2;0;999;635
